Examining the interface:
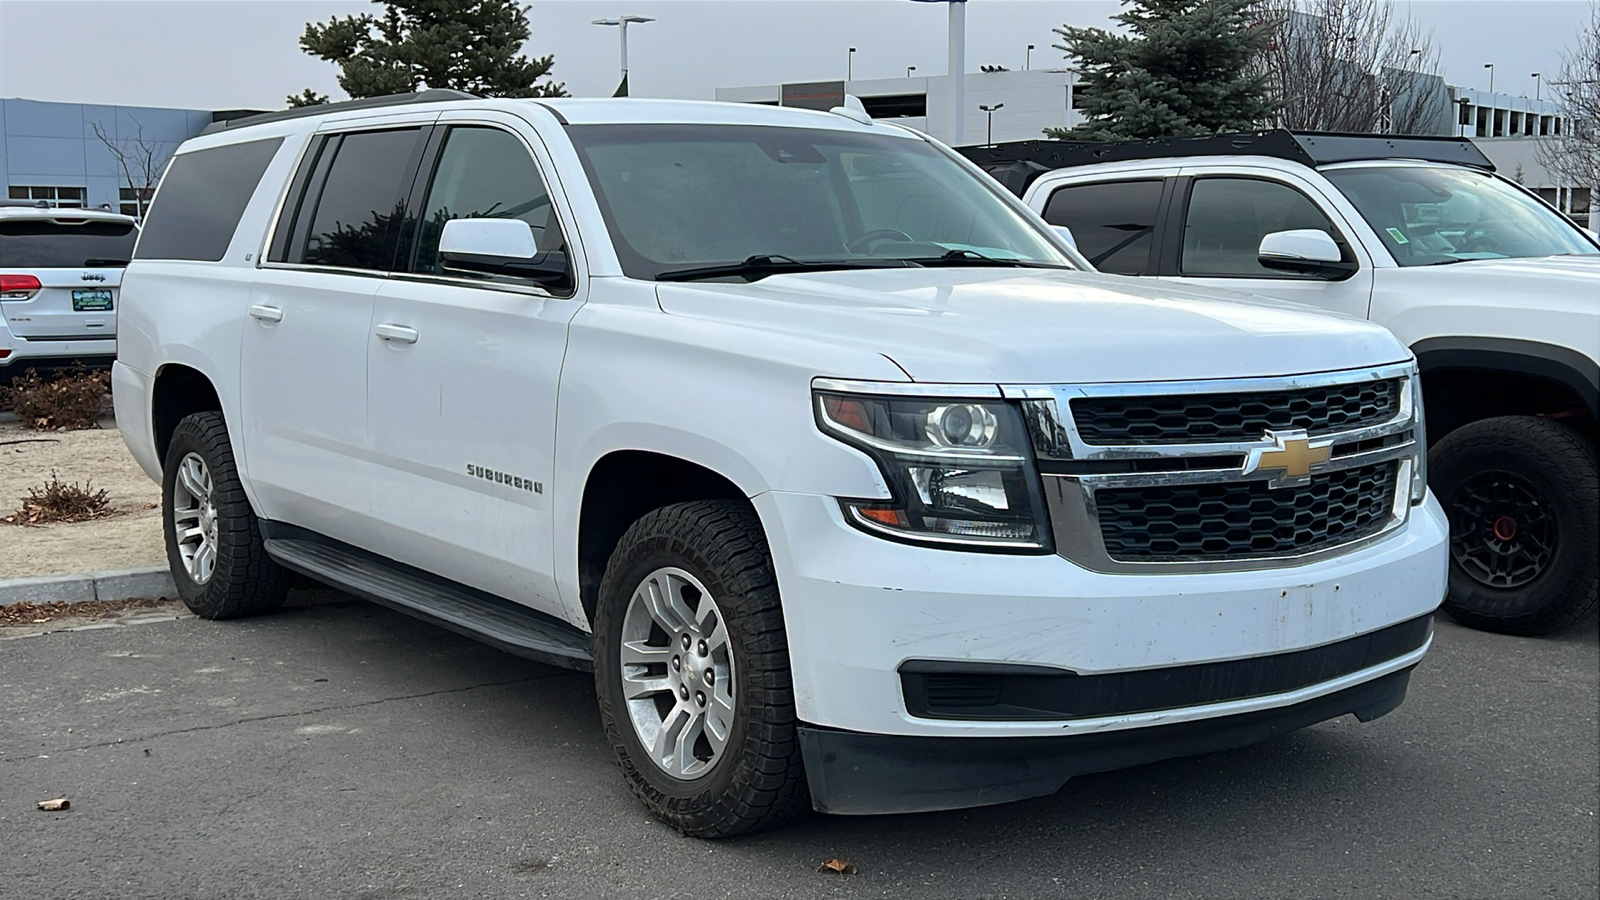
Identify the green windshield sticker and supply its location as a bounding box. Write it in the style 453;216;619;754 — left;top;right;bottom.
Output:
1385;227;1410;244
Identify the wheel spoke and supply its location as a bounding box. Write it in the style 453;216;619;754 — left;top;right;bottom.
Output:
623;673;673;701
178;459;206;501
620;640;672;668
672;711;707;778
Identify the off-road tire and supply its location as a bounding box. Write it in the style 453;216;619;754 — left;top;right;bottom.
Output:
1432;416;1599;636
162;411;290;619
593;500;810;838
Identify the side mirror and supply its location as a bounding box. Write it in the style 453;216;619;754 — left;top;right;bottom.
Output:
1258;229;1357;280
1052;224;1078;250
439;218;570;290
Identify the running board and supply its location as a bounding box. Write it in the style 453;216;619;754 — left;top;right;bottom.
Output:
262;529;592;672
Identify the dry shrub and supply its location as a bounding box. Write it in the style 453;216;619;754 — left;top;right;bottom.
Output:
0;367;111;430
5;471;114;525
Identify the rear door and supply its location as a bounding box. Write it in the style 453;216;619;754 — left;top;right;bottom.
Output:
0;215;136;341
1033;171;1178;276
239;120;431;541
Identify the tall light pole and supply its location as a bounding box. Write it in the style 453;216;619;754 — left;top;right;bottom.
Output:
1532;72;1542;101
910;0;967;146
592;15;655;96
907;65;917;78
848;46;856;83
979;102;1003;144
1026;43;1034;70
1484;62;1495;94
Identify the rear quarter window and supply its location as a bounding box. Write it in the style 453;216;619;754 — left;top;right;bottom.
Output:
135;137;284;262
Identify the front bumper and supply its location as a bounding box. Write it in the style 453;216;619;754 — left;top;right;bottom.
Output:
800;667;1414;814
755;490;1448;741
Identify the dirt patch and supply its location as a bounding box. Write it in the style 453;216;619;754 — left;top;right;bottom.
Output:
0;419;164;579
0;596;181;628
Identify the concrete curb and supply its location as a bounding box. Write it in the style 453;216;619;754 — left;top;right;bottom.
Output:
0;411;17;424
0;566;174;606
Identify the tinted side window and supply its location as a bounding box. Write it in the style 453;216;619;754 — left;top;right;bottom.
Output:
1182;178;1339;277
411;126;564;279
134;137;283;262
1041;180;1163;275
290;128;422;271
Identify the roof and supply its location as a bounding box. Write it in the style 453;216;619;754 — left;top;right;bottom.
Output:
957;129;1496;194
0;205;138;224
197;91;901;140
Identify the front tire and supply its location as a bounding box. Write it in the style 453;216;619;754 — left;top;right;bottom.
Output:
1432;416;1598;636
161;411;290;619
593;500;809;837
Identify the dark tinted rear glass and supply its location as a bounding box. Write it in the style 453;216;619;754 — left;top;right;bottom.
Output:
292;128;421;271
1041;180;1164;275
0;220;138;267
135;137;282;262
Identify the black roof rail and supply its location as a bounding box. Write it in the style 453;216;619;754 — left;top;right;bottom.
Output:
956;129;1495;195
199;89;479;135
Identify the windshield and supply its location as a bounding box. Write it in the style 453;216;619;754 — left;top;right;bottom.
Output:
1323;165;1598;266
0;219;137;267
565;123;1073;280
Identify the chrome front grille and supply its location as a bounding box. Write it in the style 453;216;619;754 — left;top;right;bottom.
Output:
1070;379;1402;445
1005;363;1420;573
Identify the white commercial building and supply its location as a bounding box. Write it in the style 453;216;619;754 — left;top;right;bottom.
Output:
716;69;1086;145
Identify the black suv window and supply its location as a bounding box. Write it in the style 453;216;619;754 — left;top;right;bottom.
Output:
1041;180;1163;275
1;219;137;267
134;137;282;262
283;128;423;271
1181;177;1340;277
410;126;564;281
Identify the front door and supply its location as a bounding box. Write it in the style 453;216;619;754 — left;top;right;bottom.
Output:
365;118;581;616
1166;173;1376;320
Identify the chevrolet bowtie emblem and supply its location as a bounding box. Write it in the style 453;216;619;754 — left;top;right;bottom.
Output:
1242;429;1333;488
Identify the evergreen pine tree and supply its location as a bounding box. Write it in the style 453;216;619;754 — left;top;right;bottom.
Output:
1048;0;1276;140
287;0;565;107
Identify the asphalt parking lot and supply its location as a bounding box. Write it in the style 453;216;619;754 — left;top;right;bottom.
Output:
2;591;1595;900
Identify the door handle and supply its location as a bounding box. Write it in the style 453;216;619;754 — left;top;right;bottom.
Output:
375;323;419;344
248;304;283;323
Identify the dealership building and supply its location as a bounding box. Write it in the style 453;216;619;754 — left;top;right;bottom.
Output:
0;98;249;216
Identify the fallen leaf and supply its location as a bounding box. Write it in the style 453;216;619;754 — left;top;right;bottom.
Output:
142;749;151;756
37;798;70;811
817;858;858;875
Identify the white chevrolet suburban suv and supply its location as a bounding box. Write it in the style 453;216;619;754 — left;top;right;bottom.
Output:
116;94;1447;836
962;131;1599;636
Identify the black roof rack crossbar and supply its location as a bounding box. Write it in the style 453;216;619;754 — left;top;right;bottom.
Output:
957;129;1494;195
199;89;479;135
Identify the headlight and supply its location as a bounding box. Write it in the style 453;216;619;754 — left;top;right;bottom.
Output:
814;387;1052;550
1409;372;1428;505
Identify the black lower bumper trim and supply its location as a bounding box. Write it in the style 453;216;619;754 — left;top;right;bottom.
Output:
800;667;1413;815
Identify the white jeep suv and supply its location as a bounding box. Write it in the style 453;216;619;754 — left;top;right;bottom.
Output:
964;132;1599;636
0;203;136;373
116;95;1447;836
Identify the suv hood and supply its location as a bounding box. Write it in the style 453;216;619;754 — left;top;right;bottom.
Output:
655;268;1408;384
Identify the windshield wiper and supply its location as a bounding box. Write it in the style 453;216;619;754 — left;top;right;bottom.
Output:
655;254;911;282
897;249;1073;269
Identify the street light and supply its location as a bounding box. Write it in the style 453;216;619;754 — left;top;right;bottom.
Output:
978;102;1003;144
592;15;655;96
907;65;917;78
1484;62;1495;94
1026;43;1034;70
1532;72;1542;101
848;47;856;83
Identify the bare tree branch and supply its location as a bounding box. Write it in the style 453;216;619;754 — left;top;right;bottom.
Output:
1537;3;1600;199
90;117;171;219
1260;0;1448;135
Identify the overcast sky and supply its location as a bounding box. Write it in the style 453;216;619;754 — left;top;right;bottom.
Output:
0;0;1589;112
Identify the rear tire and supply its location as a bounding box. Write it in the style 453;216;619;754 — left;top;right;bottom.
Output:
161;411;290;619
1431;416;1598;636
593;500;810;837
